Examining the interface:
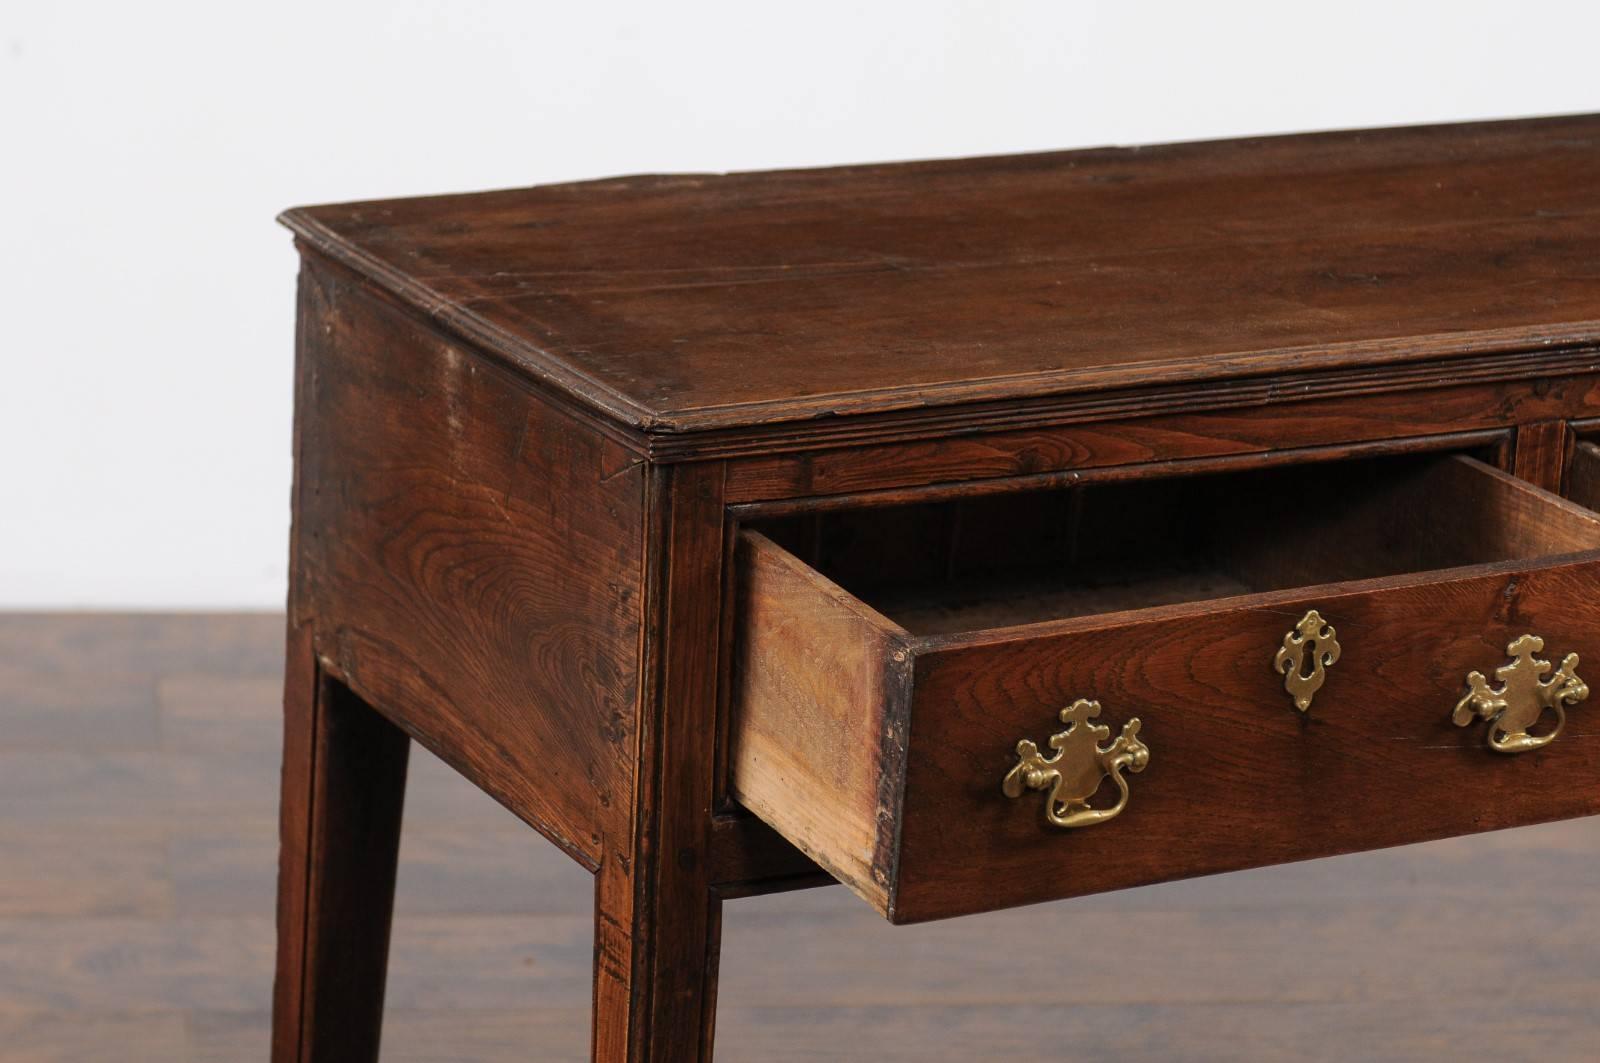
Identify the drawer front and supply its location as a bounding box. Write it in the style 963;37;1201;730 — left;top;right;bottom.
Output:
891;557;1600;922
729;457;1600;924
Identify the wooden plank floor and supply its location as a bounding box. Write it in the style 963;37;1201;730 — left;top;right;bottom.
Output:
2;613;1597;1062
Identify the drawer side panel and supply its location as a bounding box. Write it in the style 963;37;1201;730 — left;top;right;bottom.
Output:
729;533;912;913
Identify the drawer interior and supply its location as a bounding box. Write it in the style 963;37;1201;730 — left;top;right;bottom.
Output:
749;453;1600;636
1569;439;1600;510
732;451;1600;921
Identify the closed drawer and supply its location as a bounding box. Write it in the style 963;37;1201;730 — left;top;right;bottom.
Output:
728;454;1600;923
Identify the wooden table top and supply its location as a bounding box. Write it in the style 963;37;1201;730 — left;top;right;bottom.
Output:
281;114;1600;434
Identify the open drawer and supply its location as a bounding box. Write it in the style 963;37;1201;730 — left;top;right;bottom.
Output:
728;454;1600;923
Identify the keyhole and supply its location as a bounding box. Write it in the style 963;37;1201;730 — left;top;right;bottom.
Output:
1299;640;1320;680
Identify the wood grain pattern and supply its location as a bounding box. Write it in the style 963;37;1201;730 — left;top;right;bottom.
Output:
1514;420;1572;491
292;258;646;866
282;115;1600;435
894;557;1600;922
720;376;1593;501
1209;456;1600;595
728;533;914;911
666;349;1600;465
728;459;1600;921
273;624;411;1062
271;624;314;1062
594;463;730;1061
1567;440;1600;510
747;455;1600;636
272;112;1600;1059
9;614;1600;1061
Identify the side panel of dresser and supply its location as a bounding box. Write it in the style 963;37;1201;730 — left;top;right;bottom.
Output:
290;254;647;867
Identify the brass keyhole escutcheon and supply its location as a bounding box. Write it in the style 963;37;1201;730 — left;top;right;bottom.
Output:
1274;609;1340;713
1002;699;1149;829
1452;634;1588;753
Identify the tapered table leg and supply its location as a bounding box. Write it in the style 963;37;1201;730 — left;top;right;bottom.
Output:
273;623;411;1063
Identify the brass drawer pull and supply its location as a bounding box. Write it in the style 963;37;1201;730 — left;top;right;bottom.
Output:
1274;609;1340;713
1452;634;1588;753
1003;699;1149;828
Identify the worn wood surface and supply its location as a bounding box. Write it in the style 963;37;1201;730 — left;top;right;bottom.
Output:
1199;455;1600;598
595;463;730;1061
273;624;410;1062
744;454;1600;637
730;458;1600;921
291;259;647;868
5;613;1600;1061
272;112;1600;1059
283;114;1600;436
1566;439;1600;509
292;256;761;1061
894;556;1600;922
728;532;914;912
1513;420;1573;491
720;376;1594;502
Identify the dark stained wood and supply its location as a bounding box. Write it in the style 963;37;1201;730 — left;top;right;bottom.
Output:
593;463;730;1060
273;623;411;1061
637;462;729;1060
1211;456;1600;596
272;113;1600;1060
705;815;830;897
9;614;1600;1061
729;458;1600;920
747;454;1600;636
721;376;1595;502
272;625;314;1061
727;429;1514;521
1514;419;1572;491
668;350;1600;465
282;115;1600;435
1567;440;1600;510
290;258;646;867
894;556;1600;922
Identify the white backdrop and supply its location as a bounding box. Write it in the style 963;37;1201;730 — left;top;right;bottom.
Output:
4;0;1599;608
